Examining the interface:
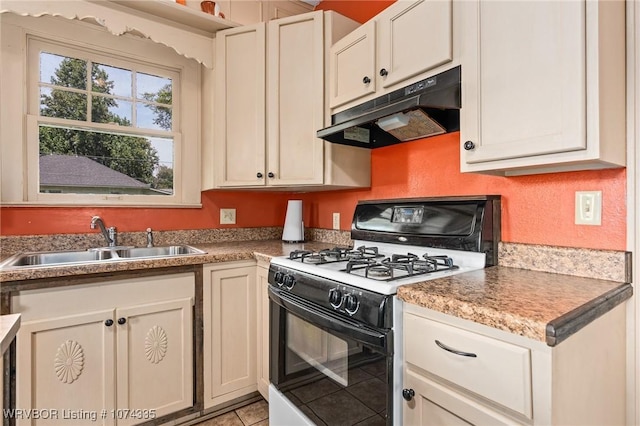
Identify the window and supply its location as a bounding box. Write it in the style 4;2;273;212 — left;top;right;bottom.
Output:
0;13;201;206
36;47;176;197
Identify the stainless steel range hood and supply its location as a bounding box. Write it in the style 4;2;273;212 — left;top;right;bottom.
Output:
317;66;461;148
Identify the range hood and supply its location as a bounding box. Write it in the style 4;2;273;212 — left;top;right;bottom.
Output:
317;66;461;148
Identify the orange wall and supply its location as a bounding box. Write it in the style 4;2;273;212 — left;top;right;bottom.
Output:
0;0;628;251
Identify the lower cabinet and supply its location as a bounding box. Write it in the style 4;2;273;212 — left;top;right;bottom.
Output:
402;303;627;425
13;273;195;426
203;262;258;408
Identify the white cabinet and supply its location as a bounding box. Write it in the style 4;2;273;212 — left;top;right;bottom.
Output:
460;0;626;176
256;261;270;401
329;0;453;110
13;274;195;426
203;262;257;408
210;11;370;190
402;302;627;425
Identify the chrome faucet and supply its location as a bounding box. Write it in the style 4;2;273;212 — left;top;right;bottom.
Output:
146;227;154;248
90;216;117;247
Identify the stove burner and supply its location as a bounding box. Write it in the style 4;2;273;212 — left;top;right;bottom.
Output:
344;251;459;281
289;246;384;264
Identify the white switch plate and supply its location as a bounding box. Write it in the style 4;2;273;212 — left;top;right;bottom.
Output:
332;212;340;230
575;191;602;225
220;208;236;225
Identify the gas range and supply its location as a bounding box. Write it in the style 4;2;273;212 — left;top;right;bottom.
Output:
267;196;501;426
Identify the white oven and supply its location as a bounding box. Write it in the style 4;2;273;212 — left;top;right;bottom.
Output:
267;196;501;426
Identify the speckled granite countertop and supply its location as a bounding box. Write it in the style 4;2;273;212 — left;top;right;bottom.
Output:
397;266;632;346
0;240;337;284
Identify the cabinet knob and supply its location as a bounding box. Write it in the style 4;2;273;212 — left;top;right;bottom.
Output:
117;317;127;325
463;141;476;151
104;319;114;327
267;172;275;178
257;172;263;179
402;388;415;401
362;76;371;84
379;68;388;77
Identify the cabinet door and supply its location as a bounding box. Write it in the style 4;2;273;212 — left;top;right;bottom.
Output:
214;24;267;187
328;21;376;109
116;298;193;426
16;311;116;426
403;366;515;426
256;265;270;401
266;12;324;185
377;0;452;89
460;1;586;171
203;264;257;408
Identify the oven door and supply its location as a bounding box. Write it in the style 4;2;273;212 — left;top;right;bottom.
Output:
269;285;393;426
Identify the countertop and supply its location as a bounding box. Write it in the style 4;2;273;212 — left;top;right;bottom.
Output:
0;313;20;355
0;240;338;283
397;266;632;346
1;240;632;347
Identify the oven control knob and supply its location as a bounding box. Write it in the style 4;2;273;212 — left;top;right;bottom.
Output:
274;271;285;286
329;288;342;308
283;274;295;290
344;294;359;315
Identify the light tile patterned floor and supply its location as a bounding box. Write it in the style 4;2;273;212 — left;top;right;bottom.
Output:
193;400;269;426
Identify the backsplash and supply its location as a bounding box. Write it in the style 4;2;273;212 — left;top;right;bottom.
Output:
499;242;631;283
0;228;352;256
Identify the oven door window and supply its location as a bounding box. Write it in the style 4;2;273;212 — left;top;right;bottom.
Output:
279;311;389;425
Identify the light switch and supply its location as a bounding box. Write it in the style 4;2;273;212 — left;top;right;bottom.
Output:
575;191;602;225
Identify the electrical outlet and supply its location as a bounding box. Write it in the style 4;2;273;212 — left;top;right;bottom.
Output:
575;191;602;225
220;208;236;225
332;212;340;230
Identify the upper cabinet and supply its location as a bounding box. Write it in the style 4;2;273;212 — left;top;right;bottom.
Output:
460;0;626;176
208;10;371;190
329;0;453;110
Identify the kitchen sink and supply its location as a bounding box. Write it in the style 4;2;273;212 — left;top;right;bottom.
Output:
115;245;205;259
0;245;206;269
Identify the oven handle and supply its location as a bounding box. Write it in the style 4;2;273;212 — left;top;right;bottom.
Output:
268;286;391;354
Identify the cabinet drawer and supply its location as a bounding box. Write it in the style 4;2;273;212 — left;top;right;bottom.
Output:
404;313;532;418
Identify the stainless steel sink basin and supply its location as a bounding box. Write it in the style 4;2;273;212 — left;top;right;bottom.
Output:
115;245;205;259
0;245;205;269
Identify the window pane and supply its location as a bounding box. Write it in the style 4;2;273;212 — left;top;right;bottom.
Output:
91;95;132;126
137;102;172;131
93;63;132;97
38;125;173;196
137;73;172;104
40;52;86;89
149;137;174;192
40;87;87;120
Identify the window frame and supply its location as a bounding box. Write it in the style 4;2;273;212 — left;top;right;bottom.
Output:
0;13;202;207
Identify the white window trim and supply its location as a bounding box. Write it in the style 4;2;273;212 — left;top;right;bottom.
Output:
1;13;201;207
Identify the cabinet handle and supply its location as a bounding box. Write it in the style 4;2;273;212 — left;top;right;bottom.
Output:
267;172;275;178
463;141;476;151
117;317;127;325
435;340;477;358
362;76;371;84
402;388;415;401
104;319;114;327
379;68;388;77
257;172;263;179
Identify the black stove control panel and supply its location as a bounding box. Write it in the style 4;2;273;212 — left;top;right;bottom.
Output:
267;264;392;329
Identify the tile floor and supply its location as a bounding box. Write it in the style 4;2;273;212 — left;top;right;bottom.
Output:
193;400;269;426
